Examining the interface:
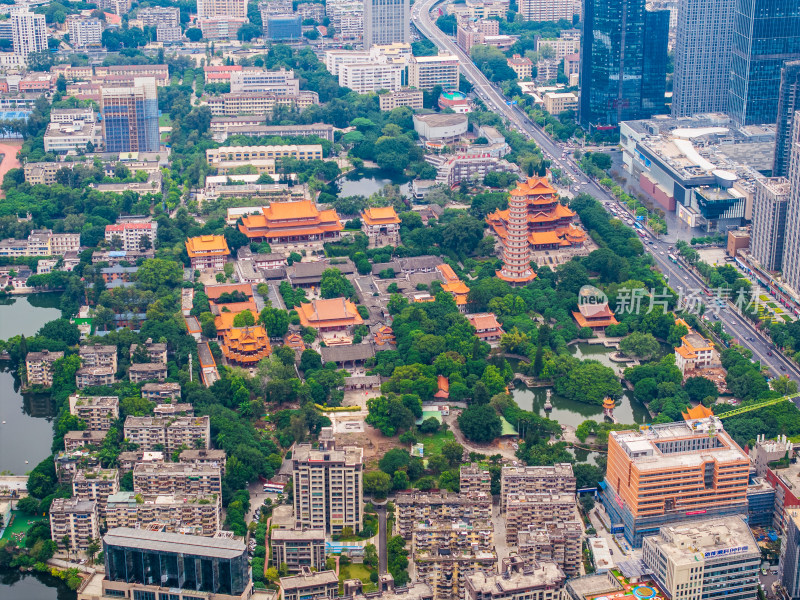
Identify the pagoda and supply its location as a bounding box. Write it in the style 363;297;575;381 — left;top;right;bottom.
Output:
602;397;616;420
487;177;587;284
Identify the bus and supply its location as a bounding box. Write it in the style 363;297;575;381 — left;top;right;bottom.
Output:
668;254;678;263
263;482;285;494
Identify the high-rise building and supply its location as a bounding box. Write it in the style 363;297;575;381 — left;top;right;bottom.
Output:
728;0;800;125
671;0;735;117
100;78;160;153
197;0;247;19
408;55;460;91
780;508;800;599
783;114;800;293
775;61;800;177
10;9;47;59
363;0;410;47
643;516;760;600
751;177;791;271
600;416;751;546
579;0;669;128
500;464;576;512
291;429;363;534
517;0;574;22
66;16;102;48
50;498;100;551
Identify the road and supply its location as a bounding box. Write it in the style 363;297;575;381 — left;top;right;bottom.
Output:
411;0;800;387
375;501;388;574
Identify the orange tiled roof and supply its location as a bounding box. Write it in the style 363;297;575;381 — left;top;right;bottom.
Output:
682;405;714;421
284;333;305;350
204;283;254;300
215;309;259;333
297;298;363;328
572;310;618;328
186;235;230;258
361;206;401;226
434;375;449;399
263;200;319;221
442;280;470;295
468;313;503;331
221;326;272;365
675;344;697;359
436;263;459;282
239;202;343;239
509;176;557;197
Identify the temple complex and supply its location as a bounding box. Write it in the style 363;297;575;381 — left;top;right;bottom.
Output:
238;200;343;244
220;326;272;365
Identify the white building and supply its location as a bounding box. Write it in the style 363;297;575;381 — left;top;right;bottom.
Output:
230;68;299;94
11;9;47;59
408;55;460;91
197;0;247;19
105;220;158;252
67;16;102;48
518;0;575;22
413;113;469;143
326;0;363;43
137;6;180;27
339;62;404;93
364;0;410;47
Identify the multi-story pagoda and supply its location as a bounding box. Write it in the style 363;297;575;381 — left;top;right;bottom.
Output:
487;177;586;284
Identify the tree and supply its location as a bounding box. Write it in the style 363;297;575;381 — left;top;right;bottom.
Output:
441;441;464;467
458;405;502;443
364;544;379;567
38;318;80;346
684;376;719;403
364;471;391;498
186;28;202;41
16;496;39;514
233;311;255;327
259;307;290;338
772;375;799;396
619;332;660;360
441;215;485;255
418;417;440;434
426;454;449;475
137;258;183;290
392;470;410;491
237;22;262;41
379;448;410;474
320;268;355;299
87;538;100;565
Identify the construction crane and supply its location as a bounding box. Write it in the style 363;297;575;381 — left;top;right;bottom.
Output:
716;395;797;419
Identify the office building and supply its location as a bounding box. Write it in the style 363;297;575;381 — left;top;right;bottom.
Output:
751;177;791;271
205;90;319;117
66;16;102;48
747;476;776;527
518;0;574;22
728;0;800;125
207;144;322;166
137;6;180;27
671;0;735;117
50;498;99;551
292;436;363;535
781;117;800;294
500;464;576;512
10;9;47;59
579;0;669;128
266;14;301;40
379;89;424;110
271;528;326;572
643;516;760;600
94;64;170;87
543;92;579;115
197;0;247;19
69;394;119;432
124;416;211;454
775;61;800;177
465;557;567;600
96;528;251;599
408;55;459;91
25;350;63;387
535;37;579;60
600;416;751;546
364;0;410;47
73;468;120;517
229;68;299;94
100;78;160;153
105;491;221;535
104;220;157;253
133;462;222;497
779;507;800;598
340;62;405;93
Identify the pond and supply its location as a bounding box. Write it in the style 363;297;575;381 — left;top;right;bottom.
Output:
0;568;75;600
0;293;62;340
337;169;411;198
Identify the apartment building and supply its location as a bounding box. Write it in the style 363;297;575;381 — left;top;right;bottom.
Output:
64;430;107;452
230;67;299;94
73;468;120;517
517;521;582;577
104;220;157;253
643;516;760;600
50;498;99;551
280;568;339;600
96;0;131;15
105;491;221;536
66;16;102;48
395;492;492;539
601;417;751;546
466;557;566;600
339;62;404;93
117;450;164;473
179;448;227;475
432;153;518;187
408;55;459;91
25;350;63;387
199;16;249;40
326;0;364;43
24;162;66;185
94;65;170;87
137;6;180;27
535;37;580;60
460;465;492;496
141;382;182;402
292;434;363;534
124;415;211;454
197;0;247;19
506;54;533;80
500;464;575;512
132;462;222;497
153;402;193;416
129;362;168;383
518;0;573;22
205;90;319;116
11;9;47;59
415;529;496;600
207;145;323;167
68;394;119;432
76;367;116;389
271;528;326;572
505;493;576;545
543;92;578;115
79;344;118;372
378;89;424;111
0;229;80;257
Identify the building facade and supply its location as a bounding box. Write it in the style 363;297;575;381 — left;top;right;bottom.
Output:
781;117;800;293
133;462;222;497
124;416;211;454
11;9;47;59
363;0;410;47
26;350;63;387
500;464;576;512
408;55;460;91
775;61;800;178
73;468;120;517
50;498;99;551
69;394;119;432
518;0;573;22
751;176;791;271
271;528;326;572
105;220;158;253
100;78;160;153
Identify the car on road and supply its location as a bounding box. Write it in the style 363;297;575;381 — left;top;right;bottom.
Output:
768;351;773;356
684;276;689;280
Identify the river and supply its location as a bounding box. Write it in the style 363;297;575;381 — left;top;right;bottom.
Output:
0;293;63;475
0;568;74;600
337;169;411;198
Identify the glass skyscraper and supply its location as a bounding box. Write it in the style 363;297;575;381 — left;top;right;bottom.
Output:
579;0;669;128
363;0;410;48
671;0;736;117
774;60;800;177
100;77;160;154
728;0;800;125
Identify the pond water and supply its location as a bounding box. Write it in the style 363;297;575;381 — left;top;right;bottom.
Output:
0;293;62;340
567;342;621;369
337;169;411;198
0;568;74;600
0;293;62;475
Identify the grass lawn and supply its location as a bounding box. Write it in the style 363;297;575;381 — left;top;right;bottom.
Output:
784;315;794;322
339;563;377;593
158;114;171;126
421;429;457;456
0;510;45;544
760;295;770;302
768;302;778;309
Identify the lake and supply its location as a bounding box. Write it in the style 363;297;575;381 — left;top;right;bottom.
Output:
0;293;63;475
0;568;74;600
0;294;62;340
337;169;411;198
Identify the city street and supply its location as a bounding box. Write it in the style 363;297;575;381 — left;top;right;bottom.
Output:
411;0;800;386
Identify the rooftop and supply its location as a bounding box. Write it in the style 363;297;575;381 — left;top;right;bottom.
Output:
413;113;468;128
292;443;363;466
651;515;758;564
466;561;565;593
280;569;339;590
103;527;244;559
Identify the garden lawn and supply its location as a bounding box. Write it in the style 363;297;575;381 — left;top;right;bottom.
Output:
421;429;457;456
0;510;45;544
339;563;377;593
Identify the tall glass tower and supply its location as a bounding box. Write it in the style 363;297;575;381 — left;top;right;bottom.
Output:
671;0;736;117
774;60;800;177
579;0;669;128
363;0;410;48
728;0;800;125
